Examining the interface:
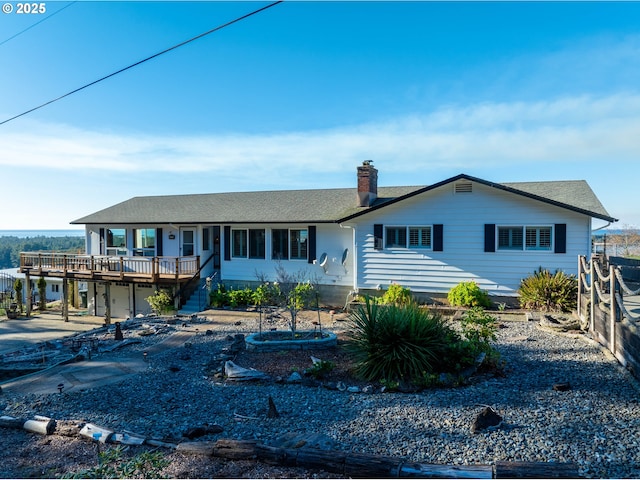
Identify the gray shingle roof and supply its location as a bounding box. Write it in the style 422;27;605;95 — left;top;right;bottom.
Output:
71;174;616;225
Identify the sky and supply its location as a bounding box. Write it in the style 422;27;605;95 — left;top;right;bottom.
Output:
0;1;639;230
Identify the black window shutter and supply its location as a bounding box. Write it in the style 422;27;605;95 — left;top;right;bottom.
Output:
433;224;443;251
156;228;163;256
374;224;383;250
308;226;316;264
224;226;231;261
555;224;567;254
99;228;105;255
484;224;496;252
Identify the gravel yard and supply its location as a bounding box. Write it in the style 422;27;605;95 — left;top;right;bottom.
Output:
1;308;639;478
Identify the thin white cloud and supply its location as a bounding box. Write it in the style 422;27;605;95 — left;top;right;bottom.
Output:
2;93;638;180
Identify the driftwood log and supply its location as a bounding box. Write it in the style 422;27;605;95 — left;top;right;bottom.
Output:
0;415;580;478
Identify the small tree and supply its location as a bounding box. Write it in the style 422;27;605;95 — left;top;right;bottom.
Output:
37;277;47;311
270;263;316;338
13;278;23;313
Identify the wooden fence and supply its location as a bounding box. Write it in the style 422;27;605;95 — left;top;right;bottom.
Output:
577;255;640;379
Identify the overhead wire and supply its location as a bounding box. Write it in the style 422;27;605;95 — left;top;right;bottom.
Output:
0;1;283;126
0;2;77;48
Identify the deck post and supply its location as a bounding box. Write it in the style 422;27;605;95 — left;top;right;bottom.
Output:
25;271;31;317
577;256;582;318
62;278;69;322
104;282;111;325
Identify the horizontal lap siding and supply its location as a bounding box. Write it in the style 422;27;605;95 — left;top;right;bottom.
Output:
352;183;590;295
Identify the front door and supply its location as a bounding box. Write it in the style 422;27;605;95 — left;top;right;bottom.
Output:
180;227;196;256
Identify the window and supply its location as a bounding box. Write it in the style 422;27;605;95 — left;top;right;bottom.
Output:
385;227;407;248
498;226;552;251
106;228;126;256
498;227;523;250
232;229;266;259
290;229;308;260
272;229;288;260
385;226;432;249
409;227;432;248
249;229;266;259
232;229;247;258
526;226;552;250
203;228;210;251
133;229;155;256
51;284;59;293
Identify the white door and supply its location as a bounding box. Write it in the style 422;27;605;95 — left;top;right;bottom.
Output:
180;228;196;256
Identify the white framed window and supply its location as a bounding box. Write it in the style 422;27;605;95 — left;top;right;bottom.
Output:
386;226;432;249
498;226;552;251
232;229;247;258
133;229;155;256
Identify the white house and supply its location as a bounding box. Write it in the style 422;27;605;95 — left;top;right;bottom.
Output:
0;268;64;305
20;162;616;319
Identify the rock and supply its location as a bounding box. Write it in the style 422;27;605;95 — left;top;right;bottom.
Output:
336;381;347;391
183;424;224;439
553;382;572;391
286;371;302;384
347;386;360;393
471;406;503;434
224;361;269;381
362;385;375;394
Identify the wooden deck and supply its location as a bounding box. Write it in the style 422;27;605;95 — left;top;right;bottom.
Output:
19;252;199;285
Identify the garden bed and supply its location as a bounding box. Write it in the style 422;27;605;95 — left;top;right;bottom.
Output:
245;330;338;352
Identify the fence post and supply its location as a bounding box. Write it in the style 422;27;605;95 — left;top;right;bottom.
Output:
577;256;582;317
590;258;595;333
609;264;616;356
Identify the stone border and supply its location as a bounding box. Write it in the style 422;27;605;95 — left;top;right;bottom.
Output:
245;331;337;352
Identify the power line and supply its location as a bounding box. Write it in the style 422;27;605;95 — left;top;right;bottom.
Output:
0;2;77;48
0;1;283;126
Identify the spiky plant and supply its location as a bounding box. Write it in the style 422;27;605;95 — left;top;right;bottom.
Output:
346;297;455;383
518;267;577;312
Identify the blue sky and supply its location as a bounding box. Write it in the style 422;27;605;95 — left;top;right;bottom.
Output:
1;1;638;230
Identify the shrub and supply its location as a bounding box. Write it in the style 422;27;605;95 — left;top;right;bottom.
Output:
252;282;281;306
346;297;455;382
380;283;412;305
305;359;335;379
448;281;491;308
146;289;174;315
518;267;577;312
209;283;229;307
228;287;254;307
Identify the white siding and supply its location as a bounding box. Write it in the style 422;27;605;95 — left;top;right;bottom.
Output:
348;182;591;296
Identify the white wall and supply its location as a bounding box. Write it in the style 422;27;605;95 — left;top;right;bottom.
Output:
347;181;591;296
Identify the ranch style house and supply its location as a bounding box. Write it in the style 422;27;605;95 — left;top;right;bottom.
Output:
19;162;616;320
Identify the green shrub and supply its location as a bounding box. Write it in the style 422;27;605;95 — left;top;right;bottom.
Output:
380;283;412;305
305;359;335;379
252;282;281;306
518;267;577;312
146;289;174;314
448;281;491;308
209;283;229;307
346;297;455;382
228;287;254;307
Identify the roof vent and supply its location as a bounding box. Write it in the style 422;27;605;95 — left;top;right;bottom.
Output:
454;181;473;194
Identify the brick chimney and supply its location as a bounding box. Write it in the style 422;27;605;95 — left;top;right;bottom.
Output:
357;160;378;207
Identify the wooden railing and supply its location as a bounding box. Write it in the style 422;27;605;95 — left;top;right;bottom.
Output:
19;252;200;283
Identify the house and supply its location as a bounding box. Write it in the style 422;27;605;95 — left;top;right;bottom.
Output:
19;162;616;319
0;267;67;306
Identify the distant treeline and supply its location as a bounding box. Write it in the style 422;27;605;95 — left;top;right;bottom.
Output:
0;236;85;269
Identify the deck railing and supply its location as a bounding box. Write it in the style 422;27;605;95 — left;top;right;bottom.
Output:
19;252;200;282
